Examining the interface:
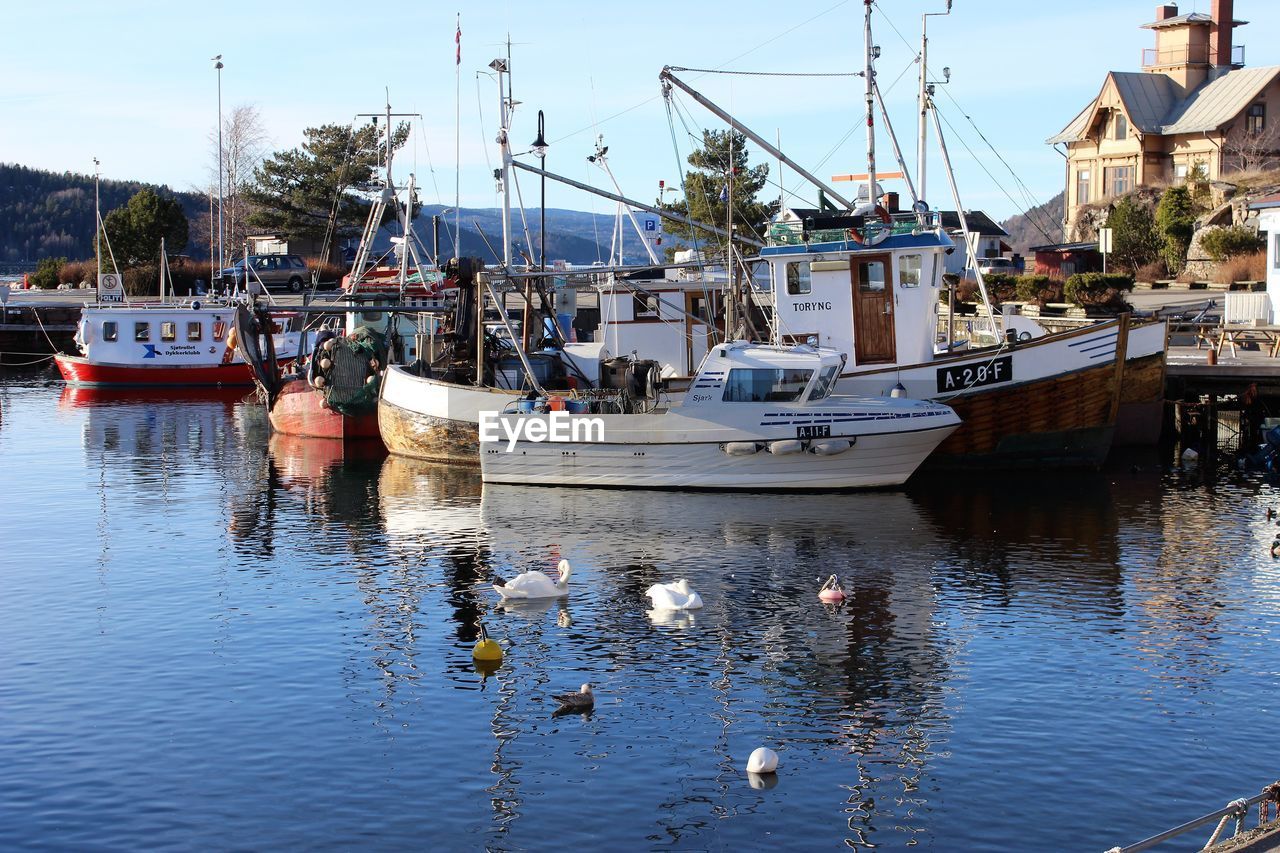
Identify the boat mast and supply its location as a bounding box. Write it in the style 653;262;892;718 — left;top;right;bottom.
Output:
491;55;513;269
918;0;952;209
863;0;877;211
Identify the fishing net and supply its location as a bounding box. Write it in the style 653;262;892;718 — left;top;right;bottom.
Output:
310;327;388;416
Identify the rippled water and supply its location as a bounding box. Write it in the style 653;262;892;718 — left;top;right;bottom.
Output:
2;368;1279;851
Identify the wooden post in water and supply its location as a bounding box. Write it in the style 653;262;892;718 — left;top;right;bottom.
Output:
1206;394;1218;466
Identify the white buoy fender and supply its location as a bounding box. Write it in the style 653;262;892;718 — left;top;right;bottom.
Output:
724;442;761;456
810;439;852;456
747;747;779;774
767;440;804;456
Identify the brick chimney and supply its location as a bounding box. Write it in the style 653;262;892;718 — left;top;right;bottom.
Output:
1210;0;1233;67
1155;3;1177;21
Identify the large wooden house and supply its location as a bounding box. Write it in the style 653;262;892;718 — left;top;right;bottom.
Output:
1048;0;1280;238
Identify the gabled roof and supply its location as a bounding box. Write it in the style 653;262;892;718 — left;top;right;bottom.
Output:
937;210;1008;237
1112;72;1179;132
1047;102;1091;145
1249;194;1280;210
1048;65;1280;143
1162;66;1280;133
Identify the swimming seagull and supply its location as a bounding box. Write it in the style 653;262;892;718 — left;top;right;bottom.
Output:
551;683;594;714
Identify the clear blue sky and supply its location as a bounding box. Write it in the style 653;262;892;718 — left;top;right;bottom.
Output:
3;0;1278;229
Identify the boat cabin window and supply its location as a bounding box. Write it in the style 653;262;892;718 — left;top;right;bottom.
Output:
899;254;923;288
786;261;811;295
102;321;118;342
857;260;886;293
212;320;227;342
134;322;150;342
722;368;814;403
808;365;840;400
160;322;177;342
187;322;202;342
633;292;660;320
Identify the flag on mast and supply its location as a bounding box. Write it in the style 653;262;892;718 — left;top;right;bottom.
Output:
455;15;461;66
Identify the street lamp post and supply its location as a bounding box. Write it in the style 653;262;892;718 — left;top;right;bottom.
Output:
212;55;224;285
530;111;549;350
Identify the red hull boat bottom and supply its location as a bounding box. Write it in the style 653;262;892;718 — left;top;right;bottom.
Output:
268;379;382;443
55;354;255;387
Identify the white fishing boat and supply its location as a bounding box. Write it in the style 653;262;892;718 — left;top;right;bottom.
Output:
56;299;301;387
479;342;959;490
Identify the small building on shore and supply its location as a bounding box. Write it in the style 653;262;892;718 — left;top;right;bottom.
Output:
1029;242;1103;278
1250;193;1280;321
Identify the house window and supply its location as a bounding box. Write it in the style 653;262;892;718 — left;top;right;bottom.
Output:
722;368;813;403
1114;113;1128;141
633;291;660;320
160;322;176;342
134;322;150;342
1105;165;1134;197
1247;103;1266;135
899;254;923;288
1076;169;1091;205
187;322;203;342
785;261;811;295
1173;163;1188;184
102;321;118;342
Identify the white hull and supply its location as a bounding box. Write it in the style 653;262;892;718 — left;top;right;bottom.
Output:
379;365;524;463
482;422;956;490
836;318;1125;400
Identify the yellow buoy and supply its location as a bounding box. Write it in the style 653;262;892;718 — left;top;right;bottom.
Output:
472;624;503;663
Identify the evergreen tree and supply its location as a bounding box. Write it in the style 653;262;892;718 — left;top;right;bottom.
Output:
1154;185;1196;274
661;129;775;258
101;188;189;268
1105;197;1158;275
245;122;412;248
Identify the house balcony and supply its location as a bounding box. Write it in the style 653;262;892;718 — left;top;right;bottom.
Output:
1141;44;1245;68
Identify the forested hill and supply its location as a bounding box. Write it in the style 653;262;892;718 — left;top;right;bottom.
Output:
0;163;208;263
1;162;666;267
1000;190;1064;255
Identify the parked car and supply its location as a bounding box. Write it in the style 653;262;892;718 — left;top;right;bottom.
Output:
220;254;312;293
976;257;1019;277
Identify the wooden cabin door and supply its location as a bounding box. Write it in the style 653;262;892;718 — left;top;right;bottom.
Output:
851;254;895;364
686;291;716;374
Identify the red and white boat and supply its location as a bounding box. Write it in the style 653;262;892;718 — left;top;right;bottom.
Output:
56;301;301;387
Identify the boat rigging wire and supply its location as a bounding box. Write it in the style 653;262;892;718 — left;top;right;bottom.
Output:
872;0;1059;242
550;0;850;147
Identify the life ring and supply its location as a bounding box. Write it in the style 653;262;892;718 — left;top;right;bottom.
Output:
848;205;892;245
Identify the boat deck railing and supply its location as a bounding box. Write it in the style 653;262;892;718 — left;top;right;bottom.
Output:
767;215;920;248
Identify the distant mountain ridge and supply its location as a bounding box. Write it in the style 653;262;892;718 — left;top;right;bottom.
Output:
0;163;662;266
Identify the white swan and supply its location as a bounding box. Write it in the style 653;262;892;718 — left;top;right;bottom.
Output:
645;578;703;610
493;559;571;600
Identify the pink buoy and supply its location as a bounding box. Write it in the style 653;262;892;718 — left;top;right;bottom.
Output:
818;574;845;603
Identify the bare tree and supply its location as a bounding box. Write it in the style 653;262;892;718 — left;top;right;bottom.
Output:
209;104;270;263
1222;120;1280;174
